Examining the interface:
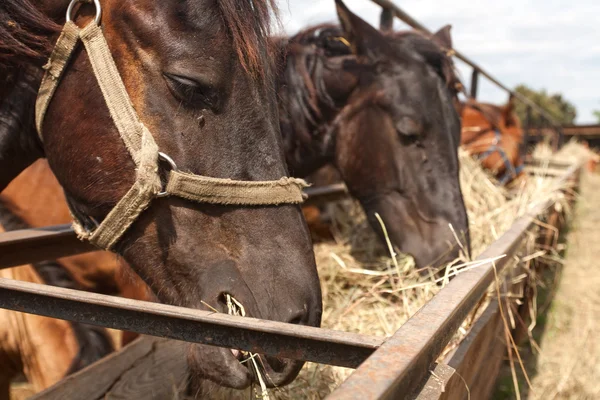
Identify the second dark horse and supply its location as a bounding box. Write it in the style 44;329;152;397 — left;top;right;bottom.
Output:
278;1;470;269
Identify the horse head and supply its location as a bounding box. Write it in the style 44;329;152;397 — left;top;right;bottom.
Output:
332;0;470;270
0;0;321;389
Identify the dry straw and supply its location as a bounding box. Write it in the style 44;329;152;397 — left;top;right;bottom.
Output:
270;142;593;399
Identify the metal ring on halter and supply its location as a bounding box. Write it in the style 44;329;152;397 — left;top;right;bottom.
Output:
66;0;102;25
157;152;178;198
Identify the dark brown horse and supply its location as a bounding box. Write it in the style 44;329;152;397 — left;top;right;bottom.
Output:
0;0;321;390
461;97;525;185
277;2;470;269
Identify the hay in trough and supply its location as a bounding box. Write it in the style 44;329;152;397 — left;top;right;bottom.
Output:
268;145;589;400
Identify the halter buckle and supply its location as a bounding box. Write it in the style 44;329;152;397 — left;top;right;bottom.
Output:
157;152;178;198
66;0;102;26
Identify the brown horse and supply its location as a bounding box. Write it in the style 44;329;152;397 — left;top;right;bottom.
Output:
2;159;124;294
460;97;526;185
0;264;114;400
1;160;151;347
277;1;470;268
0;205;113;399
0;0;321;390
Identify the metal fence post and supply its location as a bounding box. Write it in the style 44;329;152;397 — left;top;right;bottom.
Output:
470;68;479;99
520;105;532;158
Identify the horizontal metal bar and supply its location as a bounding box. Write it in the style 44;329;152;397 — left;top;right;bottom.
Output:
328;163;580;399
0;224;94;269
529;125;600;137
0;276;383;368
304;183;348;205
525;158;574;170
369;0;563;128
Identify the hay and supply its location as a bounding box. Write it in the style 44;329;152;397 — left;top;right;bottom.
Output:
268;144;589;399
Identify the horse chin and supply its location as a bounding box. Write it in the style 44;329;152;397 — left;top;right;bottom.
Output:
187;344;305;391
188;344;251;390
361;191;465;270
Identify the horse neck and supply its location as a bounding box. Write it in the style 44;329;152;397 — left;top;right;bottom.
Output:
0;266;80;391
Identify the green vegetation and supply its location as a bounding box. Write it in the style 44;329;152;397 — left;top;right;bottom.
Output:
514;85;577;126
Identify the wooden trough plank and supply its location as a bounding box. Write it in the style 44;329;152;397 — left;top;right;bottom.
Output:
0;224;94;269
414;300;506;400
33;337;188;400
0;277;382;369
328;163;580;400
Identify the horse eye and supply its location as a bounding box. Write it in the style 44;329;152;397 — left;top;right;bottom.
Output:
395;116;423;137
163;73;219;110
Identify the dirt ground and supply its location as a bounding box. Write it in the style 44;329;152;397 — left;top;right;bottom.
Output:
495;171;600;399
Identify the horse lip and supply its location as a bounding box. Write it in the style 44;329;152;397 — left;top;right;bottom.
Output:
188;343;252;389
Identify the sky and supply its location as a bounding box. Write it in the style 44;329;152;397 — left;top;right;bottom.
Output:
276;0;600;124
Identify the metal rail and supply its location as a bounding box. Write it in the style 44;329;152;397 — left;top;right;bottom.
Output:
369;0;563;130
303;183;348;205
0;276;382;369
328;162;580;399
0;224;94;269
528;124;600;138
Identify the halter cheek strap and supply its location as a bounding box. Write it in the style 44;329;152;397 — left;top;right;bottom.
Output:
35;1;307;250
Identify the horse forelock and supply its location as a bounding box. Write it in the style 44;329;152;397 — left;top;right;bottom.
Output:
217;0;279;78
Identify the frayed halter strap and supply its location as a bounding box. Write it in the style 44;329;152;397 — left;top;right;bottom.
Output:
35;0;308;250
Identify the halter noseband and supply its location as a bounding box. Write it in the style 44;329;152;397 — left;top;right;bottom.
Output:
36;0;307;250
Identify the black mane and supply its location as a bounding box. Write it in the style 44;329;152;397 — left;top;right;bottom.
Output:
276;24;354;175
0;199;114;375
0;0;59;70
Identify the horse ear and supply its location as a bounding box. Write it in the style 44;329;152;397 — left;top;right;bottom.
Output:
431;25;453;51
335;0;388;60
380;8;394;32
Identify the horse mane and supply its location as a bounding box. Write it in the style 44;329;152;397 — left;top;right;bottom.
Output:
217;0;279;77
389;31;464;98
0;0;59;70
0;199;114;375
278;24;352;146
